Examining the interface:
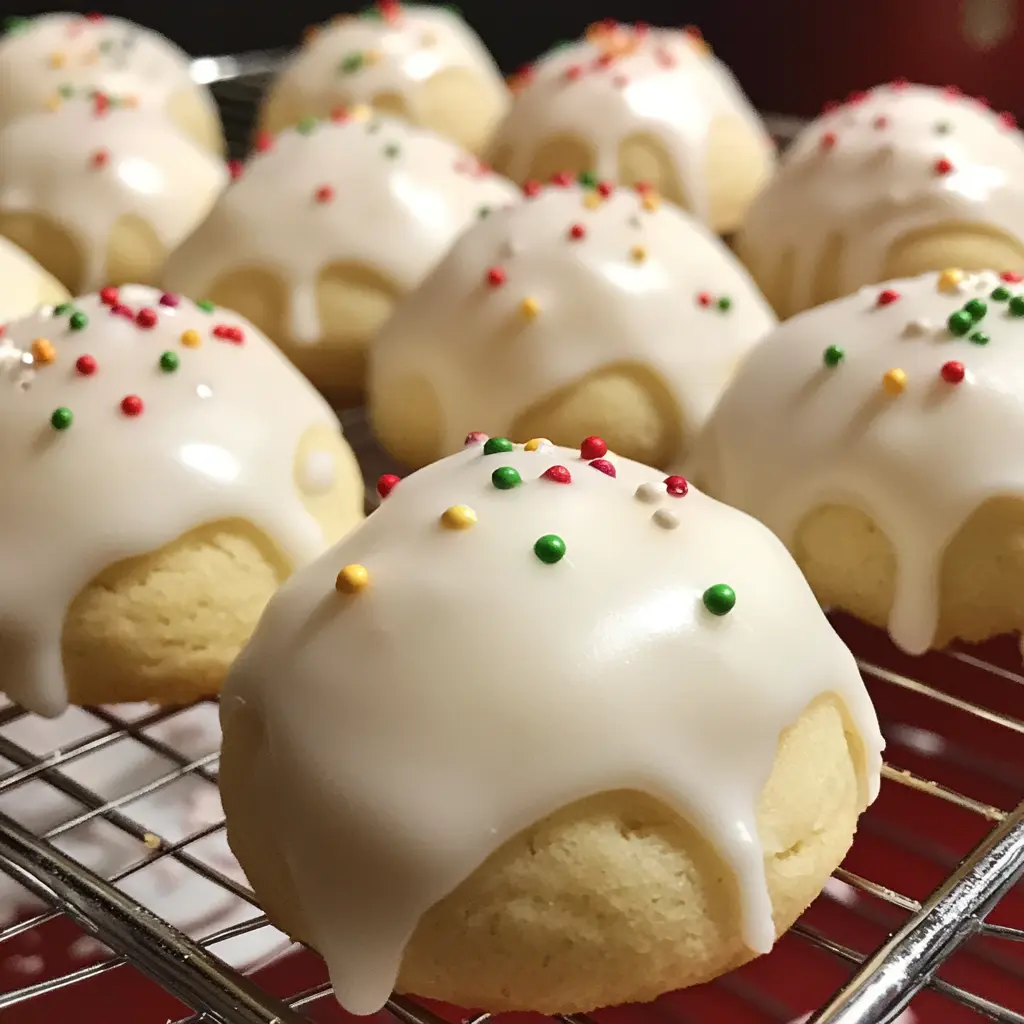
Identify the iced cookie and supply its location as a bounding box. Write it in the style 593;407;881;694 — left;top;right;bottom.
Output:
220;436;884;1015
0;285;364;717
0;236;69;322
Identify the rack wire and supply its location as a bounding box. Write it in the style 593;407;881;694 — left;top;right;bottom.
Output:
0;51;1021;1024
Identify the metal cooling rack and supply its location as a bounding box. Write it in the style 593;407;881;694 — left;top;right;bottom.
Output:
0;50;1021;1024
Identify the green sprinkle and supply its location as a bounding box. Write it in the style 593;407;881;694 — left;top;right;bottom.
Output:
58;83;74;98
442;3;462;14
823;344;844;367
533;534;566;564
1009;295;1024;317
53;302;73;316
50;407;73;430
577;170;598;189
717;296;732;312
947;310;974;336
159;351;180;372
934;121;952;135
98;39;115;53
969;331;990;345
68;311;88;331
3;16;28;34
296;116;318;134
482;436;514;455
491;466;522;490
964;298;987;321
477;205;492;219
340;52;365;74
991;286;1011;301
197;300;215;312
702;583;736;616
383;142;400;158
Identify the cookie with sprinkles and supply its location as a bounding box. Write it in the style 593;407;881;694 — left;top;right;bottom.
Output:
487;21;775;235
0;12;223;153
0;97;228;293
368;179;776;469
219;437;883;1016
0;235;68;321
258;2;508;155
0;285;364;717
737;82;1024;319
164;110;520;401
690;269;1024;655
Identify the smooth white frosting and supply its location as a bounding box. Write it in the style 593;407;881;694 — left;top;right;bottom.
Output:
369;181;777;460
0;285;353;718
689;269;1024;654
164;110;520;347
267;3;508;133
489;22;774;225
0;12;216;130
0;98;227;292
0;236;67;322
739;83;1024;313
221;438;884;1016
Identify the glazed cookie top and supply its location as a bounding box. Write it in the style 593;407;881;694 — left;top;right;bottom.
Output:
0;286;351;717
690;269;1024;654
0;12;208;126
491;21;774;223
370;179;777;459
0;97;228;292
222;435;884;1015
164;109;521;346
0;236;68;321
740;83;1024;311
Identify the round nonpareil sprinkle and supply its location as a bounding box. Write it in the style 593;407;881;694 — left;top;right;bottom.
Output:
991;286;1011;301
533;534;566;564
483;436;514;455
50;407;73;430
485;266;506;287
937;268;964;292
75;354;97;375
377;473;400;498
159;351;179;372
940;360;966;383
541;465;571;483
441;505;477;529
136;308;158;329
964;298;987;320
99;287;119;306
524;438;549;451
159;292;180;308
947;310;974;336
664;475;688;497
180;330;201;348
703;583;736;615
823;344;844;367
589;458;616;477
653;508;679;530
883;368;907;394
520;297;540;318
464;431;488;446
491;466;522;489
32;339;55;364
69;311;88;331
336;564;370;593
970;331;990;345
1009;295;1024;317
634;482;661;503
579;435;607;460
120;395;143;416
876;288;900;306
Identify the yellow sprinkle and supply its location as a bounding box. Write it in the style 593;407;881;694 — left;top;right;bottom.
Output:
520;296;540;319
937;268;964;293
336;564;370;593
180;329;201;348
582;192;603;210
882;368;907;395
123;94;139;108
365;49;382;65
48;52;66;68
441;505;477;530
350;104;373;121
142;833;162;849
641;191;661;212
524;438;550;451
630;245;647;262
31;338;55;364
45;95;62;111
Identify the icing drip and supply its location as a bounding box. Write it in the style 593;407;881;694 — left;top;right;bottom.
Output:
689;269;1024;654
491;23;774;225
163;111;520;346
739;83;1024;314
370;181;777;459
0;286;351;717
220;439;884;1015
0;98;227;292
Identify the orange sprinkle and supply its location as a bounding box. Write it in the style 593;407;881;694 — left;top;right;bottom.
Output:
630;245;647;262
641;191;661;212
31;339;56;364
48;52;67;68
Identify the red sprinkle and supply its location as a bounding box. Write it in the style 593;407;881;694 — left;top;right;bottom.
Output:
314;184;335;203
890;78;909;90
940;360;966;384
376;473;400;498
613;75;629;88
1000;271;1024;282
873;115;889;129
934;157;955;175
846;90;869;105
550;171;574;187
75;354;97;376
120;395;144;417
595;52;615;68
664;475;689;497
579;435;608;460
213;324;244;344
99;286;118;306
568;223;586;240
523;180;543;197
92;92;109;115
254;131;274;153
110;304;133;319
821;100;839;113
1000;111;1017;129
697;292;713;307
135;308;158;329
564;64;583;81
90;148;109;169
820;131;837;151
330;106;350;123
541;465;572;484
596;180;614;197
227;159;244;181
485;267;506;287
589;458;616;477
943;85;962;98
877;288;901;306
464;431;488;445
159;292;180;307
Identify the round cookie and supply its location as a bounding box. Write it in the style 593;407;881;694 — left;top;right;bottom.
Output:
164;109;520;401
259;1;508;156
689;269;1024;655
0;285;364;718
0;96;227;295
219;436;884;1015
487;21;775;235
0;12;224;154
737;82;1024;319
368;179;777;469
0;235;69;322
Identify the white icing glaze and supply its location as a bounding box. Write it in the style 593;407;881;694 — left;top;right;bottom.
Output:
739;83;1024;313
489;22;774;224
689;269;1024;654
0;285;352;718
221;438;884;1016
0;12;216;130
0;98;227;292
369;181;777;459
268;3;507;134
164;111;520;346
0;236;68;322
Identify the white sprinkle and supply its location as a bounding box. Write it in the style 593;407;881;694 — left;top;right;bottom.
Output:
634;482;662;504
196;384;213;399
301;450;336;495
902;318;933;337
4;954;44;976
69;936;111;962
652;508;680;530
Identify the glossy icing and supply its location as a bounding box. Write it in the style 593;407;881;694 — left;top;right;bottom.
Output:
689;269;1024;654
489;22;774;225
221;437;884;1016
0;98;227;292
739;83;1024;314
0;236;68;322
0;285;353;718
164;110;520;347
0;12;216;131
369;180;777;461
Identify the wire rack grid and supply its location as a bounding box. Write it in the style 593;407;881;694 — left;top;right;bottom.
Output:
0;51;1021;1024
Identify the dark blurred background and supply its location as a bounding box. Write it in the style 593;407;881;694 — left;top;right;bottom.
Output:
4;1;1023;117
